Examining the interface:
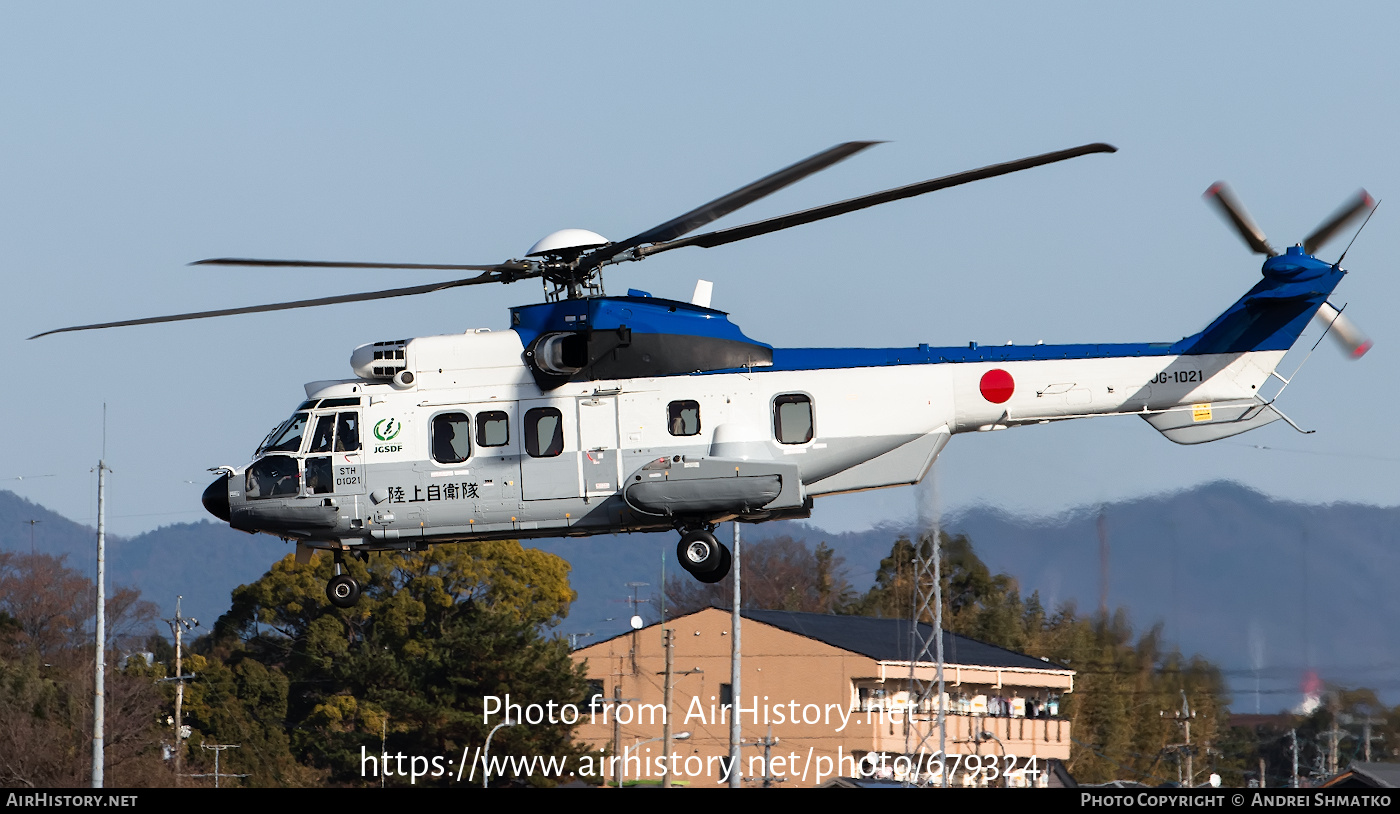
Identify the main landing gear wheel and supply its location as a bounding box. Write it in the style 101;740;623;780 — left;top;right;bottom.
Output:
327;573;361;608
694;544;732;584
677;530;733;582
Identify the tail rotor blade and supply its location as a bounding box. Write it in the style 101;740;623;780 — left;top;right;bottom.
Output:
1315;301;1372;359
1303;190;1375;256
1204;182;1276;257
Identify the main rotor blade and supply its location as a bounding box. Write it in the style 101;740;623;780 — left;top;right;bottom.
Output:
1203;182;1276;257
1303;190;1375;256
634;142;1117;257
589;141;881;266
29;271;534;339
193;258;529;272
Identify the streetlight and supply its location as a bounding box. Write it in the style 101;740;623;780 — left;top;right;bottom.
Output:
483;715;517;789
977;730;1006;788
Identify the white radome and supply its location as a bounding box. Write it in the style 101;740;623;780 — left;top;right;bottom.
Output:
526;229;610;257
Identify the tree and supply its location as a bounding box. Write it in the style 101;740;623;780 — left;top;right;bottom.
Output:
665;536;854;614
197;540;589;786
846;532;1024;644
844;533;1237;786
0;552;167;787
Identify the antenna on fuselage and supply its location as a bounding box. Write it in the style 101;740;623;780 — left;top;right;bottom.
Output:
1336;198;1380;266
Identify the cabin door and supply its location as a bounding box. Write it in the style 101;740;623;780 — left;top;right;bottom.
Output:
519;398;580;500
576;395;620;497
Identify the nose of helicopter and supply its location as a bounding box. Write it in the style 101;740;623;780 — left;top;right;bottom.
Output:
202;476;231;522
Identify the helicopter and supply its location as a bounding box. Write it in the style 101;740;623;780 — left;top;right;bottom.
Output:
33;141;1375;608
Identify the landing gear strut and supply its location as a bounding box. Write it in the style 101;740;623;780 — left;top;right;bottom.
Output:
676;528;732;584
326;551;361;608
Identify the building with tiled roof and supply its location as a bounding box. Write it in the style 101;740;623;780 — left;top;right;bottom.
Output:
570;607;1074;788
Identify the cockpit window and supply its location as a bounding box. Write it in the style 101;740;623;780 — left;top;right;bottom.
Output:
245;455;300;499
308;414;336;453
264;412;310;453
335;412;360;452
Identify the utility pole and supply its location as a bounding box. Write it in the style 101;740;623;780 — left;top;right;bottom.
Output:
1291;729;1299;788
1327;693;1340;776
742;727;783;788
163;597;199;787
612;683;623;788
606;675;639;789
1348;714;1385;763
91;458;109;789
661;628;674;787
655;616;702;788
729;521;742;789
1161;691;1196;786
625;582;648;675
189;744;247;788
24;519;39;554
1097;507;1109;618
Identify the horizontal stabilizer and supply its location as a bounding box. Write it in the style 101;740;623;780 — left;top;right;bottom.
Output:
1142;399;1282;445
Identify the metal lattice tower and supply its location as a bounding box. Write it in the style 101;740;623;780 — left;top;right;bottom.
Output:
903;466;947;787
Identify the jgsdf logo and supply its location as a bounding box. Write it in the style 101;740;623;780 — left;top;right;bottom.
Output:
374;418;402;442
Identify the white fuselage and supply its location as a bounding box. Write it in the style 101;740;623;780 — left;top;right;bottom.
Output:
222;326;1283;550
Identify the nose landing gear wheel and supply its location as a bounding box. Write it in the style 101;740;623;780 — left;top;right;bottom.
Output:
327;574;361;608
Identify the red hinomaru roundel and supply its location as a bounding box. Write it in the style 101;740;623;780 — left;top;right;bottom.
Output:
979;369;1014;404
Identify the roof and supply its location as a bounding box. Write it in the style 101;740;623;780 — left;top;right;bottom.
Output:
742;609;1069;671
1322;762;1400;789
580;607;1071;673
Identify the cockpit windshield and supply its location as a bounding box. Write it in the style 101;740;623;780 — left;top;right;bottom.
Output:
262;412;310;454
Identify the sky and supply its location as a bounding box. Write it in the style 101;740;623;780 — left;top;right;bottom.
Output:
3;2;1399;538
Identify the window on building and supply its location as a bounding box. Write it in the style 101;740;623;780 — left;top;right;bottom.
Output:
668;400;700;436
773;394;814;444
586;680;606;714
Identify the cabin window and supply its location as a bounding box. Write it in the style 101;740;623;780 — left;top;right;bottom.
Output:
245;455;300;499
477;410;509;447
308;414;336;453
524;407;564;458
264;412;310;454
432;413;472;464
773;394;814;444
668;400;701;436
335;412;360;452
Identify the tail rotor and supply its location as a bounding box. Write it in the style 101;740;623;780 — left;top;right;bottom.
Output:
1204;182;1377;359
